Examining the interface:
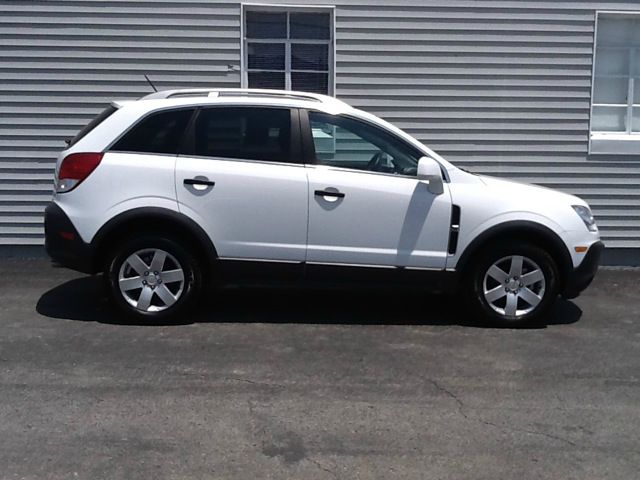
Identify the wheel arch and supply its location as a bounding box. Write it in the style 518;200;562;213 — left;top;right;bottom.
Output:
91;207;218;275
455;221;573;287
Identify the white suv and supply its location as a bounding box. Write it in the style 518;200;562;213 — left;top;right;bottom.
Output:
44;89;603;326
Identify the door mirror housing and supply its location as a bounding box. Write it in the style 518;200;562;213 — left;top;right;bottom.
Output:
417;156;444;195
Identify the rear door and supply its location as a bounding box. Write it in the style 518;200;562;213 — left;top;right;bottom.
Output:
175;106;308;264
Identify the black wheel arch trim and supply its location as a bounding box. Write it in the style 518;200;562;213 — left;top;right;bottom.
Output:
454;220;573;282
91;207;218;272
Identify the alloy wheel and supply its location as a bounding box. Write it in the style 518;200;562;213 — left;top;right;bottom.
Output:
118;248;185;312
482;255;546;318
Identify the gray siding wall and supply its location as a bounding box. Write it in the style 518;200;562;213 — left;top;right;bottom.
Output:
1;0;639;251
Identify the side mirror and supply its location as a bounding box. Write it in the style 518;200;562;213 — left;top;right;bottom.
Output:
417;156;444;195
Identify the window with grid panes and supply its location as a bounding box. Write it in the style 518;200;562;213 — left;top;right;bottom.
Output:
591;14;640;135
243;9;333;95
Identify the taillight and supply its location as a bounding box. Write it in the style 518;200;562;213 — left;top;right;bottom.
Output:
56;152;103;193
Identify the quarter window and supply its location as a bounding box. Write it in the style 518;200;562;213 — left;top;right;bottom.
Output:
111;108;193;154
243;8;333;95
308;112;421;176
70;105;118;147
194;107;292;163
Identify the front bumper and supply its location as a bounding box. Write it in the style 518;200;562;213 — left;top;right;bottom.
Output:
44;202;96;274
562;241;604;299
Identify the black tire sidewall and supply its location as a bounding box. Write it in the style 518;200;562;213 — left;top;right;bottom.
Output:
467;243;559;327
105;235;201;322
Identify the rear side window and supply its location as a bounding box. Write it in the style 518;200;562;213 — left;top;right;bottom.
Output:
69;105;118;147
111;108;194;155
194;107;291;162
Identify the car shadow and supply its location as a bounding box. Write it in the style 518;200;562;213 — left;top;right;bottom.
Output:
36;275;582;329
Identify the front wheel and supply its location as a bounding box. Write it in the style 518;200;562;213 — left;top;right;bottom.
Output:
465;242;560;327
104;235;202;322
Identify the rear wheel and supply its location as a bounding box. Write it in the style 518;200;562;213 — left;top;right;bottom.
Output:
105;235;202;322
466;242;560;327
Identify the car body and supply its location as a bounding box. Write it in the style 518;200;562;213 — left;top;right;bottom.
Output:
45;89;603;325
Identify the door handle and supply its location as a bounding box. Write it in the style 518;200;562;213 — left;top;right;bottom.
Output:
184;178;215;187
314;189;345;198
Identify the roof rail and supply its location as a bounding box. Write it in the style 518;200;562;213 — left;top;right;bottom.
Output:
215;90;322;102
140;88;347;106
141;88;328;103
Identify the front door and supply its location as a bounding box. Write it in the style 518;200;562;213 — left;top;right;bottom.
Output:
304;110;452;270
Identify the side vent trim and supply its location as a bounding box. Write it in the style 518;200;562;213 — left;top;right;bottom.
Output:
448;205;461;255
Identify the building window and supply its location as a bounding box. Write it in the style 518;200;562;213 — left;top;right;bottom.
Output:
590;12;640;154
242;7;334;95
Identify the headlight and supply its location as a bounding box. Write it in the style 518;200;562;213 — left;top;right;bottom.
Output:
572;205;598;232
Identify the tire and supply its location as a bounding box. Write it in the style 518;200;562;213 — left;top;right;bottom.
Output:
104;234;202;323
464;242;560;327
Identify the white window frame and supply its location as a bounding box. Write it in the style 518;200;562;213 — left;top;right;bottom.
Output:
241;3;336;96
590;11;640;155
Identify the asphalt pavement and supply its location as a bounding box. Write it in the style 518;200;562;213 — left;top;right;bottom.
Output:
0;258;638;479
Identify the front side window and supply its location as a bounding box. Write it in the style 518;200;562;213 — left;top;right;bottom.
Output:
243;8;333;95
308;111;421;175
590;13;640;152
194;107;291;163
111;108;194;154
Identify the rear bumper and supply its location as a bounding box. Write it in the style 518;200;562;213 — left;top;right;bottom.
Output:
44;202;96;274
562;241;604;299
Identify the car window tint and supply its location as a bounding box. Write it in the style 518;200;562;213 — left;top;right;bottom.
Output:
308;111;420;176
194;107;291;162
69;105;118;147
111;108;194;154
